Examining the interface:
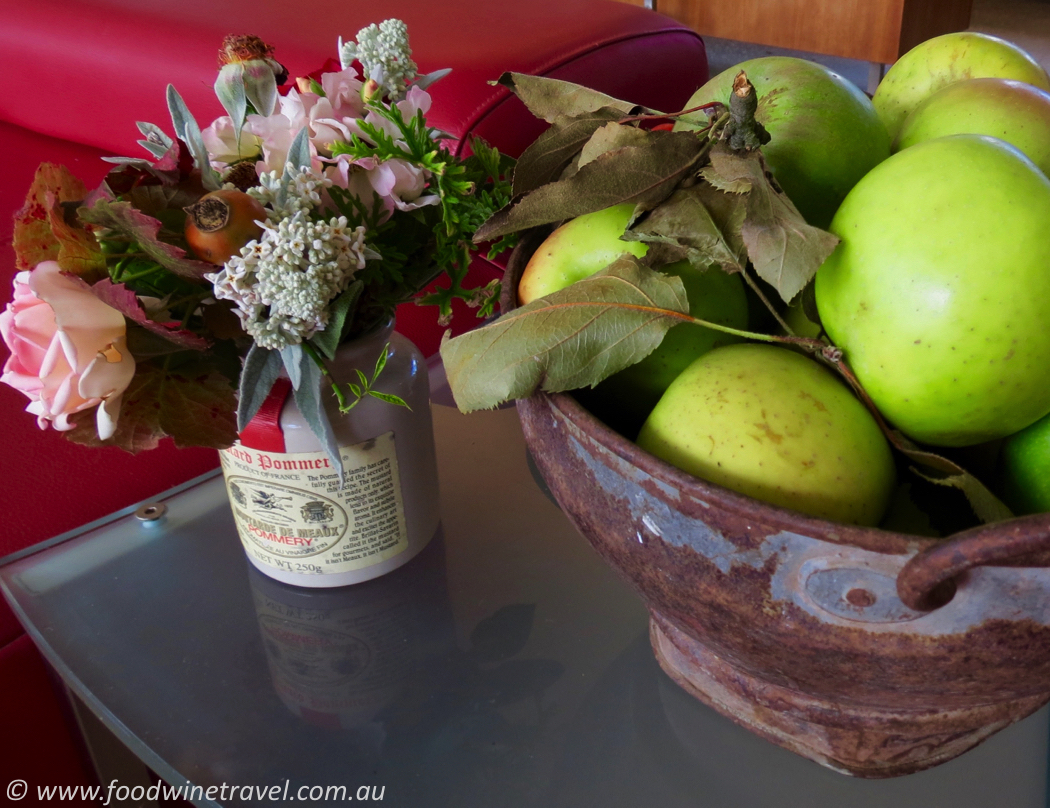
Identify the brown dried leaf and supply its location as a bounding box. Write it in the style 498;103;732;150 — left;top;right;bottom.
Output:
625;184;747;274
475;130;704;243
706;145;838;302
496;72;640;123
511;108;625;198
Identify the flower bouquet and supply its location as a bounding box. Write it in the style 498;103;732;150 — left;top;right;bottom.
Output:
1;20;512;468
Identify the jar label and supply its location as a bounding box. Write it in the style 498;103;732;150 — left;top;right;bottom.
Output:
220;433;408;575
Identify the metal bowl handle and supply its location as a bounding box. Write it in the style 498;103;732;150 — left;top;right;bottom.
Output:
897;513;1050;611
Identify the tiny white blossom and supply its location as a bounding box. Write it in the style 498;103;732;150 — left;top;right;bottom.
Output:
339;19;417;100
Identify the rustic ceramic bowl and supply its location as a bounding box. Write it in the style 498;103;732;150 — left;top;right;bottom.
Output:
503;233;1050;778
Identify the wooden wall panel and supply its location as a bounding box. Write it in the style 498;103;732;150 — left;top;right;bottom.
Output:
655;0;973;64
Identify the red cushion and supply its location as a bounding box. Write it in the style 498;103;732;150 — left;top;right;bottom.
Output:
0;635;98;802
0;0;707;158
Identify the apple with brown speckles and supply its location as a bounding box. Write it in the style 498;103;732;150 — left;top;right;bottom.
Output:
636;343;895;526
815;134;1050;446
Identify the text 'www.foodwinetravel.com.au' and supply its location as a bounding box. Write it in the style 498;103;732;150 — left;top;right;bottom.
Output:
8;778;386;803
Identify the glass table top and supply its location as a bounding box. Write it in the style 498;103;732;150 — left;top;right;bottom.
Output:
2;401;1048;807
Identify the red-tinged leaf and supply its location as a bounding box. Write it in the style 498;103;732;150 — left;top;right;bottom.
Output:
77;198;214;281
103;139;201;197
12;163;87;270
65;359;237;453
91;279;210;351
45;191;106;278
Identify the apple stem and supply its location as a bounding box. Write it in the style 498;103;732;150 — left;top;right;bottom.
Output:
725;72;771;151
617;101;723;128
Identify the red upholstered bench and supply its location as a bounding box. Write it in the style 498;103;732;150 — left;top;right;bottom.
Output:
0;0;707;795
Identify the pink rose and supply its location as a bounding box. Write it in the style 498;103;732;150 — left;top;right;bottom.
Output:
0;262;135;440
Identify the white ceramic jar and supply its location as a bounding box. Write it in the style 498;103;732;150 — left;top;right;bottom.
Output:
220;319;441;587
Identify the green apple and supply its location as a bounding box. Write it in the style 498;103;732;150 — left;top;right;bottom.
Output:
517;203;647;304
896;78;1050;176
815;134;1050;447
636;343;896;526
676;56;890;229
873;32;1050;142
585;261;748;433
999;412;1050;514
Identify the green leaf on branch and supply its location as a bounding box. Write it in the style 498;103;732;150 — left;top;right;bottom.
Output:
440;257;689;412
625;184;747;274
578;122;653;168
703;145;839;302
475;130;705;242
495;72;642;123
890;432;1014;525
511;107;626;198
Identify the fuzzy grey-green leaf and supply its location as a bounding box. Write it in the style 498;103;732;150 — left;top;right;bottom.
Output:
166;85;221;191
237;345;285;431
440;257;690;412
294;357;342;475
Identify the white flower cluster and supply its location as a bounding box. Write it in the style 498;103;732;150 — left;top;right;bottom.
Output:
339;19;417;100
247;167;331;220
206;168;371;350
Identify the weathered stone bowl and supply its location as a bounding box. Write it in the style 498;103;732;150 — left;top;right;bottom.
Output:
504;233;1050;778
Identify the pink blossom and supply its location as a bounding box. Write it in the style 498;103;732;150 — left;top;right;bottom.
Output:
201;116;263;169
0;262;135;440
320;67;366;119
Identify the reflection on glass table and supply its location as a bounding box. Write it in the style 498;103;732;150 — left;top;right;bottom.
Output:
1;403;1047;807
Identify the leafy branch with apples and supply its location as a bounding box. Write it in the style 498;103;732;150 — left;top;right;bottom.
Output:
441;31;1050;535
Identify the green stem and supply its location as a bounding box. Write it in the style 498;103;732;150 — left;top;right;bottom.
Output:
180;300;197;329
302;341;350;412
682;314;819;349
740;267;795;336
114;264;164;283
